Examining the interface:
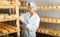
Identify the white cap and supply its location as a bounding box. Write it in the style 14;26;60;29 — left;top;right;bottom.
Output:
26;2;37;11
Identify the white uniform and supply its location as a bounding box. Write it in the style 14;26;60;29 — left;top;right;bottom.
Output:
21;12;40;37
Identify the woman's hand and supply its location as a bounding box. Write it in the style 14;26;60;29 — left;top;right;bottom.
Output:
20;16;24;22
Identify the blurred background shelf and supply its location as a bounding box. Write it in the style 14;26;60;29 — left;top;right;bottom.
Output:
37;26;60;37
40;17;60;24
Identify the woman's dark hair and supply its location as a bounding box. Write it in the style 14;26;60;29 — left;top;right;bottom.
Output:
28;3;30;6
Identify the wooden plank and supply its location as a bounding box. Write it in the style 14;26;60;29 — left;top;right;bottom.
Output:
19;6;60;10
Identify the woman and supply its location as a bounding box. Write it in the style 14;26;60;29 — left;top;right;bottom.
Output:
20;2;40;37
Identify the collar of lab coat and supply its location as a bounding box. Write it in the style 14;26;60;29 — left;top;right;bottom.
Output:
29;12;36;21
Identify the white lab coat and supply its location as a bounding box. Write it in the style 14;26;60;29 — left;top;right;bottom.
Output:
21;12;40;37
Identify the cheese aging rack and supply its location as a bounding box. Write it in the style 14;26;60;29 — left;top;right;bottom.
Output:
0;0;20;37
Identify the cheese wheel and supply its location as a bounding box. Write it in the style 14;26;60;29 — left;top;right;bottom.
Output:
40;6;44;10
0;1;10;5
52;19;57;23
48;18;53;23
45;18;49;22
40;18;45;22
57;6;60;9
10;1;16;4
0;15;4;19
48;6;52;9
44;6;48;10
41;28;45;33
57;19;60;23
10;14;17;19
8;16;13;20
4;14;10;19
1;29;8;34
44;30;50;34
37;28;41;32
53;6;57;9
7;28;14;32
57;32;60;36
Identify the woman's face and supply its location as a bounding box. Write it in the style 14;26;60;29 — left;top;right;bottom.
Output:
28;6;34;13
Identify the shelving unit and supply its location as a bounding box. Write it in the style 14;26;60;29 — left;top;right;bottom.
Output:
0;0;20;37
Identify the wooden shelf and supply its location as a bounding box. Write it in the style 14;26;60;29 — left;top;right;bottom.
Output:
37;26;60;36
0;14;17;22
0;0;20;37
0;14;60;24
0;23;20;35
19;6;60;10
40;17;60;24
0;1;19;9
0;5;16;9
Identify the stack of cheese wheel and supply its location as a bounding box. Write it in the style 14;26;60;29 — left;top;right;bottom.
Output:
6;27;15;32
37;26;43;33
48;18;53;23
44;6;48;10
0;29;8;34
0;14;4;20
41;27;45;33
52;18;57;23
40;17;45;22
48;6;52;10
43;27;50;34
52;6;57;10
0;0;10;5
10;0;16;4
57;30;60;36
0;24;9;33
4;14;10;20
37;26;60;36
44;17;49;22
0;26;8;34
51;29;57;35
6;24;19;31
40;6;44;10
57;6;60;9
10;14;17;20
56;18;60;23
0;23;20;34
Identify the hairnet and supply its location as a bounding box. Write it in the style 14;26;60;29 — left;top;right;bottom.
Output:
26;2;37;11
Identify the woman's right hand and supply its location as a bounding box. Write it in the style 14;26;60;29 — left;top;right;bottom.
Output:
20;16;24;22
